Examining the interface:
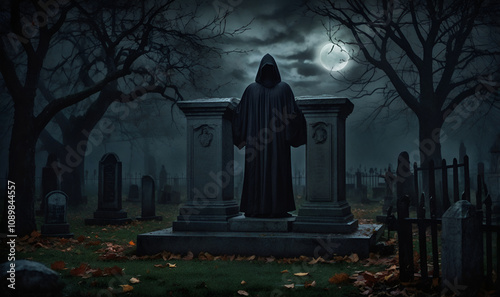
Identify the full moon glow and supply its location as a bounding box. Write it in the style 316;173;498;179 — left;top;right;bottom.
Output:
319;43;349;72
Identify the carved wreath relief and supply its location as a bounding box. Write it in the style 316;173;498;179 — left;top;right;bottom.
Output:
195;125;214;147
311;122;328;144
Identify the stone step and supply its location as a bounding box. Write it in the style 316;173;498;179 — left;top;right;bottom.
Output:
228;215;295;232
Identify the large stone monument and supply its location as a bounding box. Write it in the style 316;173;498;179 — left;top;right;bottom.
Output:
85;153;132;225
172;98;240;231
41;191;73;238
293;97;358;233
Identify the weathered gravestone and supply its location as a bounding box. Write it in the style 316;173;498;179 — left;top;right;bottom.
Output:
41;191;73;238
0;260;64;297
442;200;482;295
137;175;162;221
128;184;140;202
85;153;132;225
39;153;59;214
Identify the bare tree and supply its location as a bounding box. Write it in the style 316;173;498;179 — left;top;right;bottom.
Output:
309;0;500;170
0;0;244;235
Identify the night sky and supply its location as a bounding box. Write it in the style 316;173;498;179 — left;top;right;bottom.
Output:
0;0;498;178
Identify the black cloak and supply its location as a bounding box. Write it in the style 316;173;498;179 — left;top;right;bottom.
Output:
232;54;307;218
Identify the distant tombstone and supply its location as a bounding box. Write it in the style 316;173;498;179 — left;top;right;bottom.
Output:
137;175;162;221
158;165;167;199
39;154;59;214
128;184;140;202
442;200;482;295
396;152;416;206
41;191;73;238
85;153;132;226
158;184;171;204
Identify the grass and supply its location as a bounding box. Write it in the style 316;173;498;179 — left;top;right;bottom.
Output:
3;197;391;297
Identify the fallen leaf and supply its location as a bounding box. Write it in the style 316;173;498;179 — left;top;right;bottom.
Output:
120;284;133;292
51;261;65;271
129;277;140;284
128;240;135;246
168;263;176;268
293;272;309;277
348;253;359;263
305;280;316;288
237;290;249;296
70;264;89;276
329;273;349;284
281;270;289;274
247;255;256;261
183;251;194;260
241;280;246;285
284;283;295;289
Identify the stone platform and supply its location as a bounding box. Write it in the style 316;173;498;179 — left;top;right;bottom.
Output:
137;220;382;258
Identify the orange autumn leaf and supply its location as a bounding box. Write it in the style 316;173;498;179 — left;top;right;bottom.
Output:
70;263;89;276
281;270;289;274
305;280;316;288
183;251;194;260
128;240;135;246
77;235;86;243
120;284;134;292
51;261;65;271
328;273;350;284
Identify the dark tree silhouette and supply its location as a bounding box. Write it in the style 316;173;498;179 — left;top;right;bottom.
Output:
0;0;244;236
309;0;500;170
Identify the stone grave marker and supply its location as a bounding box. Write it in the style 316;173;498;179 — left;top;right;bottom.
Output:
128;184;140;202
137;175;162;221
41;190;73;238
442;200;482;295
85;153;131;225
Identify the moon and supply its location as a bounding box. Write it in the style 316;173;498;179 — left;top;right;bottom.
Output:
319;43;349;72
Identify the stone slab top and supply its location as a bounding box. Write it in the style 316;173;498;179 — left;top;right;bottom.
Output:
443;200;477;219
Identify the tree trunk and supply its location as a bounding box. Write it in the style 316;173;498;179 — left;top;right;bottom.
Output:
2;100;38;236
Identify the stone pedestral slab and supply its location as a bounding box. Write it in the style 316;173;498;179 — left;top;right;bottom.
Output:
293;97;358;233
228;215;295;232
442;200;483;295
172;98;240;232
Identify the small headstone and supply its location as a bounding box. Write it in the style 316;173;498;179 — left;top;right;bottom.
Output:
137;175;162;221
85;153;132;225
0;260;64;296
128;184;140;202
442;200;482;295
41;191;73;238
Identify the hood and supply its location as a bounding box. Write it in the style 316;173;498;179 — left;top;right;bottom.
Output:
255;54;281;88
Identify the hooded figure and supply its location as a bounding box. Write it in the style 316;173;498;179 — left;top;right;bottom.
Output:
232;54;307;218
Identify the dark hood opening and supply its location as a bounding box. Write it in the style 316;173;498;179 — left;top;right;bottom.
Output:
255;54;281;88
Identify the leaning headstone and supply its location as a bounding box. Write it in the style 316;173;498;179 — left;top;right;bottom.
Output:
85;153;132;225
41;191;73;238
127;184;140;202
137;176;162;221
0;260;64;297
442;200;482;295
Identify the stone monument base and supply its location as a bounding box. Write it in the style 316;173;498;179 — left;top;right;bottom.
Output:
137;223;382;258
84;210;132;226
41;223;73;238
137;215;163;221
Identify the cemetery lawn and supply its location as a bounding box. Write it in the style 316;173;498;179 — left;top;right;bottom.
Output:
7;200;405;297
